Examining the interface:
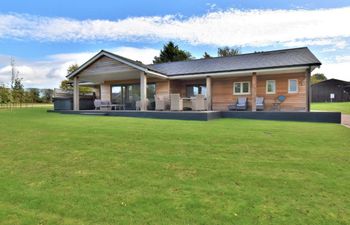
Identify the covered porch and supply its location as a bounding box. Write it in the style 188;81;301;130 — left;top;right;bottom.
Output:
69;51;215;112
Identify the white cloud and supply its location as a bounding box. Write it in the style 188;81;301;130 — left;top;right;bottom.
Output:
0;47;159;88
0;7;350;47
284;38;348;49
313;55;350;81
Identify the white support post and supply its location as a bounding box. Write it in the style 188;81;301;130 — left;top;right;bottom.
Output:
140;72;147;111
73;76;79;111
206;76;212;111
251;73;257;112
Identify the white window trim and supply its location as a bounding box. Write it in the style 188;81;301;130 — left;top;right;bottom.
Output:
288;79;298;93
266;80;276;94
233;81;251;95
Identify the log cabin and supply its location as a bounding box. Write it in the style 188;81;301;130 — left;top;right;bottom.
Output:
65;47;321;112
312;79;350;102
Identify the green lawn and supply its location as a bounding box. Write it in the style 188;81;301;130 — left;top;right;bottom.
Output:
0;108;349;225
312;102;350;114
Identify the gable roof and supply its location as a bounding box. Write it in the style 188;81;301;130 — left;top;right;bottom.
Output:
66;50;166;79
312;78;350;86
67;47;321;79
148;47;321;76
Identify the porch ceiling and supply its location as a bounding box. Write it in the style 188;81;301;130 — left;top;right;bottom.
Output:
79;70;140;84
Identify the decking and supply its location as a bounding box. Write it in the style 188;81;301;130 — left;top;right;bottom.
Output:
48;110;341;123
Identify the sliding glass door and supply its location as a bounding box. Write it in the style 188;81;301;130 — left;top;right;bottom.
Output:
111;83;155;110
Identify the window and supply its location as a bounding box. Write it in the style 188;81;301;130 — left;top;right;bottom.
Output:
111;83;156;109
233;81;250;95
186;84;206;97
288;79;298;93
266;80;276;94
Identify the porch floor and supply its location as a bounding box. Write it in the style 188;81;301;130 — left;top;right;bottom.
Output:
48;110;341;123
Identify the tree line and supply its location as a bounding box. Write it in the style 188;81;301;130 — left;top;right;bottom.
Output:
0;83;53;105
153;41;241;63
0;59;53;105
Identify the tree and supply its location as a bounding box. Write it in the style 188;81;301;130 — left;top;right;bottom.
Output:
0;84;11;104
153;41;193;64
67;64;79;75
41;89;54;103
25;88;41;103
217;47;241;57
10;57;19;89
60;80;72;91
311;73;327;84
61;64;93;94
12;77;25;104
203;52;212;59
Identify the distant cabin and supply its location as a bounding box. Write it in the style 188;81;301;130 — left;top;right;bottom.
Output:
311;79;350;102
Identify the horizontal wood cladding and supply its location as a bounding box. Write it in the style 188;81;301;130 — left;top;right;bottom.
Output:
212;73;307;111
79;56;136;77
156;80;170;97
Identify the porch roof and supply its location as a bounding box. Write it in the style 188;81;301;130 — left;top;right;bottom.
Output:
67;47;321;80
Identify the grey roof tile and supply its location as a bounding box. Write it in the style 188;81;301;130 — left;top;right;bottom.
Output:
148;47;321;76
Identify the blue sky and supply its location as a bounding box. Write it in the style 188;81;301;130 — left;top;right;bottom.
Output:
0;0;350;88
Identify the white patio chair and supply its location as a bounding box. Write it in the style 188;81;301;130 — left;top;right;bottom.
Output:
191;94;206;111
170;94;183;111
155;95;166;111
136;99;149;110
94;99;102;110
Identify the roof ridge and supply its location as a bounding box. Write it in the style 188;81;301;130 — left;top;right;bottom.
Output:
148;47;309;66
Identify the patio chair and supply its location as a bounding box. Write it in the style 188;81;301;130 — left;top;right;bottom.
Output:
236;97;248;111
228;99;238;111
191;94;206;111
155;95;166;111
94;99;102;110
272;95;286;111
136;99;149;110
256;97;264;111
170;94;183;111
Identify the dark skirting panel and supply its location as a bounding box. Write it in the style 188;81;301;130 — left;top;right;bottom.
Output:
222;111;341;123
48;110;341;123
48;110;222;121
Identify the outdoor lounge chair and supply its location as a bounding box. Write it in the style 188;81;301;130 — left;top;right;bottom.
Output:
256;97;264;111
136;99;149;110
236;97;248;111
155;95;166;111
170;94;183;111
94;99;102;110
228;100;237;111
191;94;206;111
272;95;286;111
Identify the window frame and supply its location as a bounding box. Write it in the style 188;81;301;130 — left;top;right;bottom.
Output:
288;79;298;93
266;80;276;94
233;81;251;95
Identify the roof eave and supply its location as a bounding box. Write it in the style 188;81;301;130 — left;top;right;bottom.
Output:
167;63;321;78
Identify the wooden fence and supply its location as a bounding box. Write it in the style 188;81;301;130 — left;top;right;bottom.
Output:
0;103;53;110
